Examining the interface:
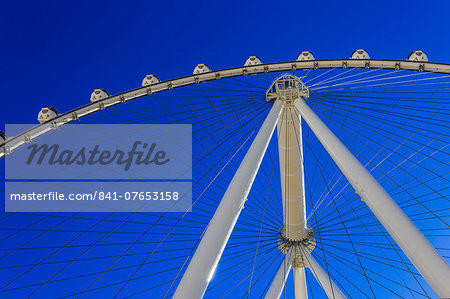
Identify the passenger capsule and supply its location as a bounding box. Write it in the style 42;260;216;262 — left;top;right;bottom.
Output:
193;64;211;74
38;107;59;124
142;74;161;86
407;50;428;62
244;56;262;66
350;49;370;59
90;88;110;102
296;51;315;61
0;131;6;143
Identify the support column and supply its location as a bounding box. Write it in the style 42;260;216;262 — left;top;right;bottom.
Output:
293;267;308;299
301;248;346;299
265;247;294;299
174;102;282;299
277;107;307;240
294;98;450;297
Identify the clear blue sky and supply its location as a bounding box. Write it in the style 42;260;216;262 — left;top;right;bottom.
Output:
1;0;450;125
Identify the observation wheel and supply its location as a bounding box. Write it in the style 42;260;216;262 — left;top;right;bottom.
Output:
0;49;449;298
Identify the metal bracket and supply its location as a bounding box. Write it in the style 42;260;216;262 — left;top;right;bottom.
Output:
215;72;221;80
395;62;401;70
365;61;370;68
239;197;248;210
419;63;425;72
71;112;79;121
264;65;269;73
313;62;319;69
24;134;32;143
342;61;347;68
98;102;106;110
167;82;173;89
291;63;297;71
3;146;11;155
292;252;306;268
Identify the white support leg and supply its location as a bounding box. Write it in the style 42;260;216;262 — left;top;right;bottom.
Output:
277;107;307;240
294;98;450;297
265;247;294;299
173;102;282;299
294;267;308;299
301;248;346;299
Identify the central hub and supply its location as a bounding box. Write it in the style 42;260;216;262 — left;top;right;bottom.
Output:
266;74;309;106
278;227;315;253
278;227;315;268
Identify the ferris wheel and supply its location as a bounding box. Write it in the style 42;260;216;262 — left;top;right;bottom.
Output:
0;49;449;298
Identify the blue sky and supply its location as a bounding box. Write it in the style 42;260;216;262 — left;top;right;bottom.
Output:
1;1;449;298
1;0;450;125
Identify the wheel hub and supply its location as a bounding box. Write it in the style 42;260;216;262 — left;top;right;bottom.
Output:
266;74;309;106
